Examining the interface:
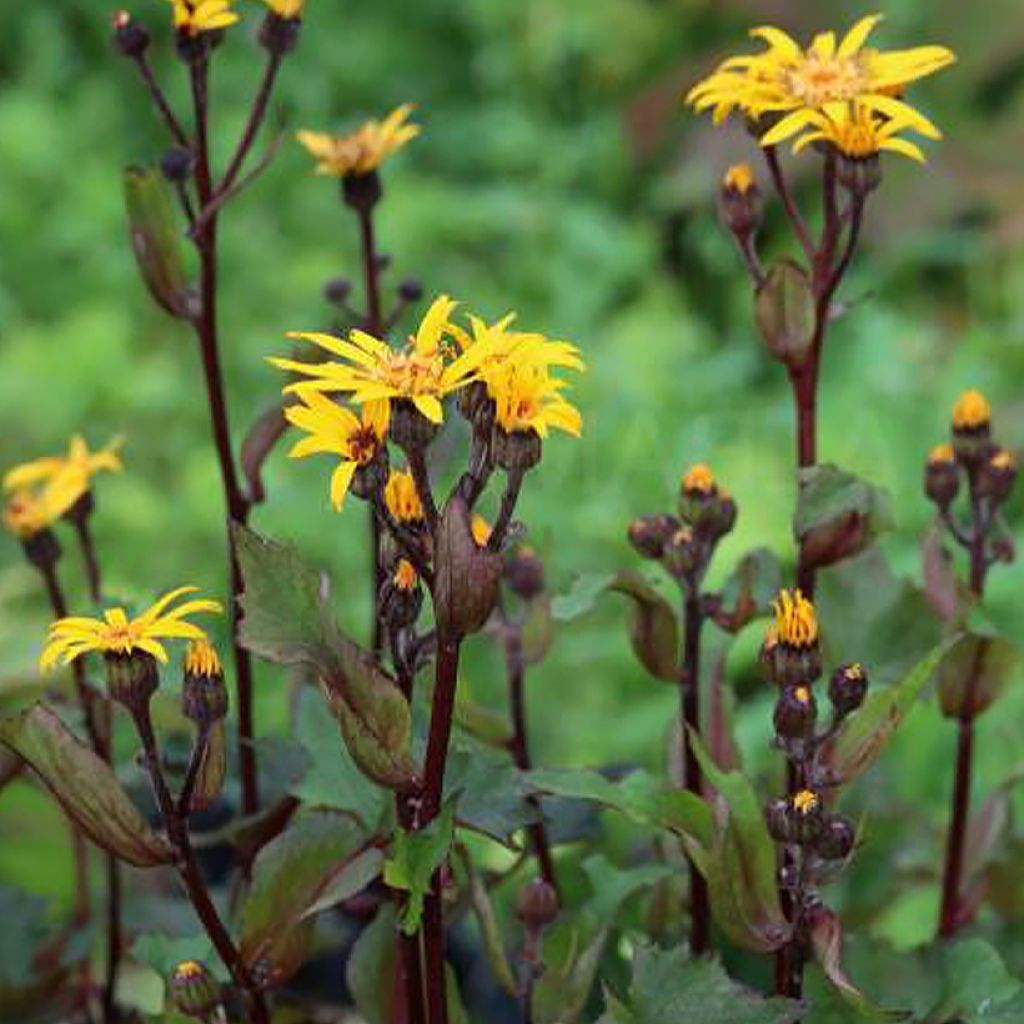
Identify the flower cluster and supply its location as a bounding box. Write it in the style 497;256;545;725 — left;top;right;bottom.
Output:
687;14;955;164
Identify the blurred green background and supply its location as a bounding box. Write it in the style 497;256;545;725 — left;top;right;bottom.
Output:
2;0;1024;1012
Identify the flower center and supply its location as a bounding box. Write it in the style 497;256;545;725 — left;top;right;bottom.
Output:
347;425;379;466
786;53;866;106
380;350;443;396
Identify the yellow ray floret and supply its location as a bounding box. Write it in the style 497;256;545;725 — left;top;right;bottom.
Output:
780;101;932;162
40;587;222;670
297;105;420;178
384;470;424;524
273;295;480;425
3;491;53;540
928;444;954;465
771;588;818;649
168;0;240;37
491;359;582;440
284;392;388;511
952;389;990;431
5;435;123;512
393;559;418;591
686;13;954;148
262;0;303;17
471;514;492;547
682;463;716;494
185;637;222;678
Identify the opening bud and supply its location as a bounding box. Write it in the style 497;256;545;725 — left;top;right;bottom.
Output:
828;662;868;719
924;444;959;509
976;448;1017;504
773;684;817;741
323;276;352;305
813;814;856;861
160;146;195;184
380;559;424;630
718;163;761;238
789;788;825;844
168;959;220;1019
766;589;822;685
182;639;228;726
951;389;992;462
259;9;302;55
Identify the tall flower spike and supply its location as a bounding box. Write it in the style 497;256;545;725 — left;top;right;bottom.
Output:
40;587;222;670
686;12;954;147
284;393;389;510
296;105;420;178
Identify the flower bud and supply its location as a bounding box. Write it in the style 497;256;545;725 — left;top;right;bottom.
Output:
924;444;959;509
492;427;542;474
718;163;761;238
976;448;1017;505
789;788;825;844
182;639;228;726
105;651;159;710
661;526;699;580
390;399;440;453
168;959;220;1019
112;10;150;58
773;684;817;741
828;663;868;719
380;559;424;630
626;514;679;561
342;170;382;213
160;146;195;184
754;259;815;370
398;277;424;303
813;814;855;861
951;389;992;463
384;469;425;526
323;276;352;305
350;445;390;503
504;546;545;600
516;878;559;930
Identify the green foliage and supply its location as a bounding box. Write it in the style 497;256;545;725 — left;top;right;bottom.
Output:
383;801;455;935
937;632;1019;719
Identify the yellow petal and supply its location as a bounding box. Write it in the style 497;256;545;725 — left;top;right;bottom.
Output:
838;14;882;59
412;395;444;424
329;460;358;511
879;137;926;163
760;108;820;147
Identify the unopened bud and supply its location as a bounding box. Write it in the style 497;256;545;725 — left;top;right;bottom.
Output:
390;399;440;453
626;514;679;561
718;163;761;238
837;154;881;197
828;663;868;719
323;276;352;305
789;788;825;844
112;10;150;58
182;640;228;725
924;444;959;509
814;815;856;861
259;9;302;55
773;684;817;741
492;427;542;474
765;797;792;843
160;146;194;183
951;389;992;463
504;547;545;600
977;448;1017;505
398;277;424;303
168;959;220;1019
380;559;424;629
754;259;815;370
516;878;559;930
661;526;699;580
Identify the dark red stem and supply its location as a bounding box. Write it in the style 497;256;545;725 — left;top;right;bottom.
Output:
217;52;282;197
131;54;189;147
73;516;103;604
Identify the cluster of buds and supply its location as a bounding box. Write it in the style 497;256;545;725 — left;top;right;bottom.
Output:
925;390;1017;568
628;463;737;592
763;592;867;901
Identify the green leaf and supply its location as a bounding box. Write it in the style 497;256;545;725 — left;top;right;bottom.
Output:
456;846;518;997
820;643;949;786
240;810;374;985
609;570;679;682
291;687;389;832
0;704;173;867
937;631;1018;719
795;464;893;571
131;933;229;989
123;165;196;320
551;572;615;622
533;923;612;1024
601;942;803;1024
454;683;512;747
808;906;910;1020
928;939;1022;1023
383;801;455;935
713;548;783;633
235;525;417;791
345;903;398;1024
520;594;555;664
688;731;789;953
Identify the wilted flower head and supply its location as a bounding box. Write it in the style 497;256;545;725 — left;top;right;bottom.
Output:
297;105;420;178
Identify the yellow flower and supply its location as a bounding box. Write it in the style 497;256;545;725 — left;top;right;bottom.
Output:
393;559;418;592
771;589;818;649
793;685;811;704
274;295;481;424
723;163;756;193
952;389;990;431
168;0;240;37
4;435;123;519
296;105;420;178
471;514;492;547
787;101;931;162
3;491;53;540
687;13;954;148
172;960;206;982
262;0;302;18
682;463;716;495
928;443;955;465
384;470;424;524
184;638;222;678
792;789;820;815
284;392;388;510
40;587;222;670
491;359;582;439
991;449;1016;472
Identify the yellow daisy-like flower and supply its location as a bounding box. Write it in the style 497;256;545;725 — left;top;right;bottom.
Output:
297;105;420;179
3;491;53;540
184;637;222;678
393;559;418;592
4;435;123;517
273;295;482;425
686;13;954;148
952;389;990;431
792;789;820;815
261;0;302;18
785;101;931;162
384;470;424;524
491;359;582;439
284;392;388;511
682;463;716;495
928;443;955;465
771;589;818;649
168;0;240;37
40;587;222;670
724;163;756;193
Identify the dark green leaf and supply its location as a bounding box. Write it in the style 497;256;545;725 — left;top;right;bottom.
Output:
456;846;518;996
928;938;1022;1023
346;903;398;1024
454;684;512;747
754;258;814;368
520;595;555;664
937;632;1018;719
383;801;455;935
609;570;679;682
0;704;173;867
131;933;229;987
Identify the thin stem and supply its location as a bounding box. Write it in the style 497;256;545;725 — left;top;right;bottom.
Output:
73;516;103;605
189;55;260;816
356;204;384;334
130;54;189;147
217;52;282;197
132;701;269;1023
505;628;559;897
762;147;813;261
407;447;439;532
487;468;525;553
177;723;211;818
680;592;709;955
103;851;122;1024
371;508;384;661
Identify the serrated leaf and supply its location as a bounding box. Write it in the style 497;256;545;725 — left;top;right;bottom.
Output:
603;942;803;1024
0;704;173;867
795;464;893;571
820;643;949;786
937;632;1018;719
609;570;679;682
383;802;455;935
235;525;417;790
240;810;372;985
